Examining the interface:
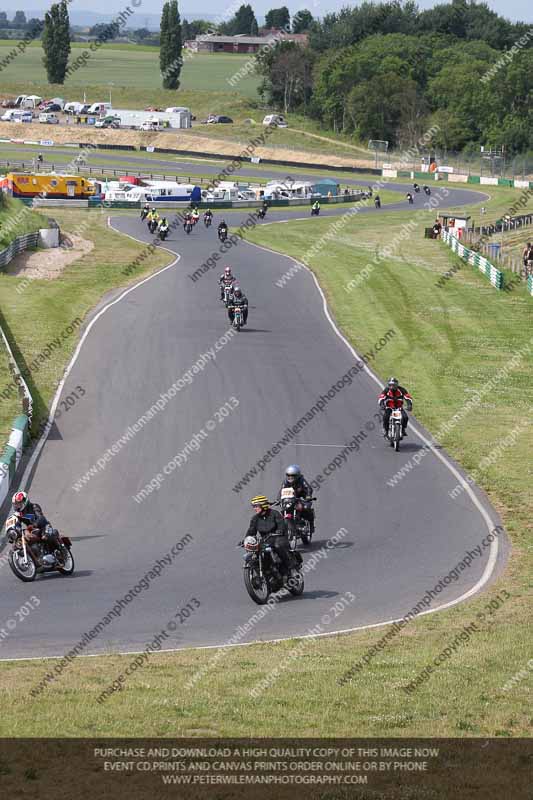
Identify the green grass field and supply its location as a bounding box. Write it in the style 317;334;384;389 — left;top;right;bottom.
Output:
0;44;261;98
0;185;532;737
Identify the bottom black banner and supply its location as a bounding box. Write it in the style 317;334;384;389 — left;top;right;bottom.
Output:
0;738;530;798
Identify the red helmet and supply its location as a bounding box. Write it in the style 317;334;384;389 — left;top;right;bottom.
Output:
12;490;28;512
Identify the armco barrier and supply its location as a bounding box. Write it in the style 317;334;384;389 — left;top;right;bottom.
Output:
0;231;39;271
0;414;29;507
528;276;533;297
0;323;33;420
441;230;503;289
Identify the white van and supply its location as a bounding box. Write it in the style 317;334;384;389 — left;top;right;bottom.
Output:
139;119;164;131
39;112;60;124
263;114;288;128
87;102;111;115
21;95;43;109
2;109;32;122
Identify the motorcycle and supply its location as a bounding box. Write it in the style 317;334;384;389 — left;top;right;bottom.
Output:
140;208;149;222
159;225;169;241
218;228;228;243
424;186;431;196
387;408;404;452
184;220;193;235
239;534;304;605
5;516;74;583
258;207;267;219
232;304;244;331
222;285;233;306
414;184;420;193
407;194;413;204
148;218;158;234
204;215;212;228
192;215;199;226
311;206;320;216
374;197;381;209
277;488;315;549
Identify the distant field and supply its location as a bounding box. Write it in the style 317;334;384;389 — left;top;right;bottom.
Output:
0;44;260;98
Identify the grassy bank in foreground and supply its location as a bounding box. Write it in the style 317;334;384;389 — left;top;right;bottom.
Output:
0;209;170;439
0;187;531;737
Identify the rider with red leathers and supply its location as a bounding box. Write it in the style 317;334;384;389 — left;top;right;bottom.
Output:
378;377;413;437
219;265;237;301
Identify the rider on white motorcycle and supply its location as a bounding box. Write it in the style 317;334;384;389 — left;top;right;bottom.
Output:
219;265;237;300
378;377;413;438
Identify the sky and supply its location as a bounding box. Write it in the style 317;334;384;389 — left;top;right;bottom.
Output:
0;0;530;24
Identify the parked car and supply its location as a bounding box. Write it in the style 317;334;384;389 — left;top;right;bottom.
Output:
41;103;62;113
95;115;121;128
263;114;288;128
202;114;234;124
39;112;60;124
1;99;17;108
144;106;164;112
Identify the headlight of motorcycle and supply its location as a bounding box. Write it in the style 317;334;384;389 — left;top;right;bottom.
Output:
244;535;259;552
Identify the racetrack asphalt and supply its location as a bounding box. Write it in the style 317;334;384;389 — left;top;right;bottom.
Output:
0;183;505;661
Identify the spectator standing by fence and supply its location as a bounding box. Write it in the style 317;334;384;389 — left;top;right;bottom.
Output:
523;242;533;276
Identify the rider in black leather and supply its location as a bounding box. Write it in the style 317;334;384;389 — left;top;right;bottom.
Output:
278;465;315;535
245;496;297;575
228;286;248;325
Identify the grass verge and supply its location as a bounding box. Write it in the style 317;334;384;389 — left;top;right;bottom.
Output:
0;208;171;439
0;186;531;737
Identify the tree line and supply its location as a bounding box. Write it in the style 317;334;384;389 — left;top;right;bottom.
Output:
256;0;533;155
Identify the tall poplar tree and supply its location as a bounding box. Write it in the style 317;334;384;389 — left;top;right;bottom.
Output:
42;0;70;84
160;0;182;90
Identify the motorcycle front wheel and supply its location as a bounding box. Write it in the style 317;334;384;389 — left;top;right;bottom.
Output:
9;550;37;582
57;546;75;575
394;424;401;451
299;521;311;546
287;570;304;596
244;567;270;604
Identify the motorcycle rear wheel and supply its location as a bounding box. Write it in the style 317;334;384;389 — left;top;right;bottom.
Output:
244;567;270;604
9;550;36;582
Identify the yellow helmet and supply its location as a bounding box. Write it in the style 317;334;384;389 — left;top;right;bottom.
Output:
250;495;270;509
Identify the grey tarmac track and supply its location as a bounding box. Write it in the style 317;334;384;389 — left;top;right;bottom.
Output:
0;189;505;660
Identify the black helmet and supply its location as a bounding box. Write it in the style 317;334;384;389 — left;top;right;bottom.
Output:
234;286;242;297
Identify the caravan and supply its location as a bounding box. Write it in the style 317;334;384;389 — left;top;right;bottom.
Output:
101;180;201;203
